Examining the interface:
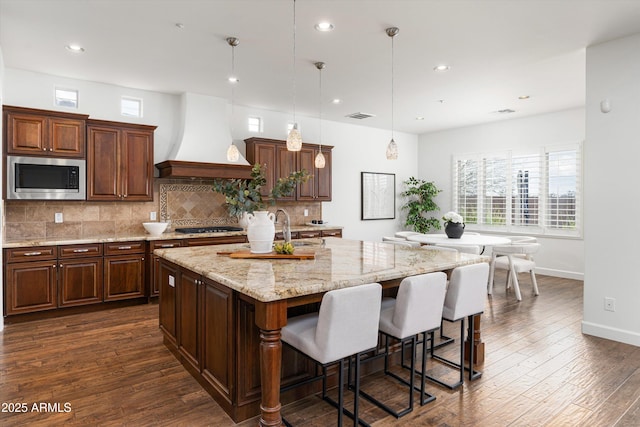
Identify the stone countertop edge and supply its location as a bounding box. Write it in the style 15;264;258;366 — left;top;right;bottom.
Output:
2;225;344;248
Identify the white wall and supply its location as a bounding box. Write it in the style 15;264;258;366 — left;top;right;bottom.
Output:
583;33;640;346
3;68;418;243
418;108;585;279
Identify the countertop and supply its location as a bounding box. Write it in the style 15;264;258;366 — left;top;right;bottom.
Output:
2;224;343;248
154;237;488;303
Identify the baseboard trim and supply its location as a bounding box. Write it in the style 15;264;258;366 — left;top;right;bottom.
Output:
582;321;640;347
536;267;583;281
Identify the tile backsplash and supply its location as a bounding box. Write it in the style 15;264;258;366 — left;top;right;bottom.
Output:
4;180;323;242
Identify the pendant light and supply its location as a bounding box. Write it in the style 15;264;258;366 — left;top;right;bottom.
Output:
286;0;302;151
226;36;240;162
386;27;399;160
314;61;326;168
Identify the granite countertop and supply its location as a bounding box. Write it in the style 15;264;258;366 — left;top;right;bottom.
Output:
154;237;488;303
2;224;343;248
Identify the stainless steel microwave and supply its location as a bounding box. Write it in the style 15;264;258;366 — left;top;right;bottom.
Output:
6;156;86;200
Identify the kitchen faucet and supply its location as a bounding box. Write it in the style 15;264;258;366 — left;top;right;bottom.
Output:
275;209;291;243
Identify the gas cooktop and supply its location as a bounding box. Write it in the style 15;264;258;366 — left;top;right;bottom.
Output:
174;226;244;234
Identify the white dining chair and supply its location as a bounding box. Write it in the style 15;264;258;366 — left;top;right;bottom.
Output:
488;242;540;301
394;231;420;239
281;283;382;426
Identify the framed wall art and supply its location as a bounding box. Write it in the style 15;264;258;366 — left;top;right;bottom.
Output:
361;172;396;220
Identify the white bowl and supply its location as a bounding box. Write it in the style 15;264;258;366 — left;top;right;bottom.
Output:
143;222;168;236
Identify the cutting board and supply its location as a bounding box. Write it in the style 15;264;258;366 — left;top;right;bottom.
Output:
217;250;316;260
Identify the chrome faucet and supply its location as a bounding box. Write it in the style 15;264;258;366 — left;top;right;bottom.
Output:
275;209;291;243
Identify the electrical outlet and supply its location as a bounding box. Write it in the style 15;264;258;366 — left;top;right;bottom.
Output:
150;211;157;221
604;297;616;312
304;209;309;217
54;212;63;223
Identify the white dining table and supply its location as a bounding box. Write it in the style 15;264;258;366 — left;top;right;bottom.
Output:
406;233;511;254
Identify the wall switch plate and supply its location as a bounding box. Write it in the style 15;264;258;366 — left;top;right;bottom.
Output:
150;211;157;221
604;297;616;312
54;212;63;223
304;209;309;217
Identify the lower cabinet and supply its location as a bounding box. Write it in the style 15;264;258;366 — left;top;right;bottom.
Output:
158;259;179;345
104;241;145;301
5;260;57;315
178;269;200;370
59;257;104;307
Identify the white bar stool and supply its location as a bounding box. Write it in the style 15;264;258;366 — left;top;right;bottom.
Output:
428;263;489;389
281;283;382;427
358;272;447;417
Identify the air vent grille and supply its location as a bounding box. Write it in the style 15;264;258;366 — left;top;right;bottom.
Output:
345;112;376;120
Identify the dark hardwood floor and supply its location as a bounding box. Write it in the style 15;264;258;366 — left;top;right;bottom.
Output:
1;272;639;426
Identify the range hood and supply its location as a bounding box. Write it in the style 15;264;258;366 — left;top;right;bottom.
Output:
156;93;252;180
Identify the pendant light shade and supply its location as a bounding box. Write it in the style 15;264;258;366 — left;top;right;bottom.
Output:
287;0;302;151
226;36;240;162
315;61;326;168
386;27;399;160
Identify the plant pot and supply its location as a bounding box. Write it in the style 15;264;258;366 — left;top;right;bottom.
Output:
246;210;276;253
445;222;465;239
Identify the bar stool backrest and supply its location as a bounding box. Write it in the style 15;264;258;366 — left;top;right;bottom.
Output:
443;263;490;321
390;272;447;338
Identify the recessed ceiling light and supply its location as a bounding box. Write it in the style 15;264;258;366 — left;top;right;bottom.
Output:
433;64;450;72
175;23;185;29
331;98;342;104
228;76;239;84
314;22;334;32
415;116;425;121
65;44;85;53
518;95;530;100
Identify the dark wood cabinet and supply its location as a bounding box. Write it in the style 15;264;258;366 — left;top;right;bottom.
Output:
86;119;155;201
5;259;57;315
178;269;200;370
158;259;179;345
297;146;332;201
245;137;333;202
103;241;145;301
58;243;104;307
4;106;88;158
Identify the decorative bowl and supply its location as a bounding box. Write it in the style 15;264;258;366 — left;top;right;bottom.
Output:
143;222;168;236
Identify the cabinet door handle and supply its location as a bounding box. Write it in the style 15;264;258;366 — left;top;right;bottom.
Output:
160;244;175;248
117;246;132;250
73;249;90;253
24;251;42;256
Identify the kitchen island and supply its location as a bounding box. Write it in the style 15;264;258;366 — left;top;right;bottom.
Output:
154;237;488;426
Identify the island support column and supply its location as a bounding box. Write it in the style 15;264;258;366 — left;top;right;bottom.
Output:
255;300;288;427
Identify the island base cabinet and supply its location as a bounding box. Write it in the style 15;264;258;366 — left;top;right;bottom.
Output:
156;259;321;422
158;260;179;345
5;261;57;315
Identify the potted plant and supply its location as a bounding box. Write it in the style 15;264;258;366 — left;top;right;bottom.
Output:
400;177;441;234
212;163;310;223
442;211;465;238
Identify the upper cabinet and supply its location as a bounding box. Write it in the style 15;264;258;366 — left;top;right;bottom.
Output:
3;105;89;158
87;119;156;201
245;137;333;202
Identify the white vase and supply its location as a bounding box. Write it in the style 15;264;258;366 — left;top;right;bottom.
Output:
246;210;276;253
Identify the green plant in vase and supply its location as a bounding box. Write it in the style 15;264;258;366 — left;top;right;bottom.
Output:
212;163;311;219
400;177;441;233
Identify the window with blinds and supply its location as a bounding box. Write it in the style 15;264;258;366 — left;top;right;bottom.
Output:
453;143;581;236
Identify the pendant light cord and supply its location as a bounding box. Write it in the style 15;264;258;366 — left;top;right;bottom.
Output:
318;64;322;151
231;43;235;138
292;0;297;124
391;33;394;140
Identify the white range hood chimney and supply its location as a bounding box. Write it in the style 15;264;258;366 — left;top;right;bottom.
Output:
156;92;252;179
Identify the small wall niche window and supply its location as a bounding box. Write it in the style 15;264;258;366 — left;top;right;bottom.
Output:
248;116;263;133
55;88;78;108
121;96;143;118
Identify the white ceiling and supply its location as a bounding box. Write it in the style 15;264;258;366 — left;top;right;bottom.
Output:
2;0;640;135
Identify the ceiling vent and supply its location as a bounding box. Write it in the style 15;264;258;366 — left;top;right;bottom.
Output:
345;112;376;120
